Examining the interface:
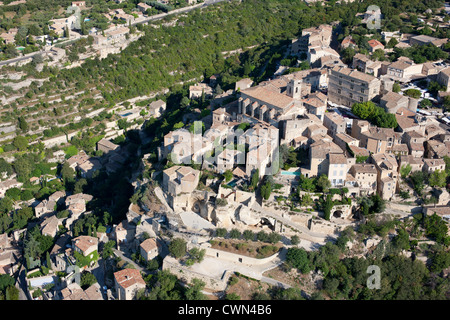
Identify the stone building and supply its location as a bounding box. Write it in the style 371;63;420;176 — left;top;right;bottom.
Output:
327;65;381;107
114;268;146;300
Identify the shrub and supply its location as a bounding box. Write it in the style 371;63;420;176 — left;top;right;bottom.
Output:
229;228;241;239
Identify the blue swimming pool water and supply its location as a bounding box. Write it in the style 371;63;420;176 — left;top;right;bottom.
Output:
280;171;301;176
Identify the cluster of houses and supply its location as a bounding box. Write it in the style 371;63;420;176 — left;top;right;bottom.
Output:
159;21;450;213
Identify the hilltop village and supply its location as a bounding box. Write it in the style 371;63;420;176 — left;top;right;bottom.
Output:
0;0;450;301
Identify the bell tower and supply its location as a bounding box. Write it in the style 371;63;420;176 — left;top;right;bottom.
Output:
287;79;302;99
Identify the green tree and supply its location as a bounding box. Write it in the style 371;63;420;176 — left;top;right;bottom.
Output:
168;238;187;259
323;194;333;221
13;136;28;151
229;228;241;239
223;170;233;182
386;37;399;48
242;230;254;241
5;286;19;300
60;162;75;182
80;271;97;290
74;178;88;194
300;176;315;192
290;235;300;245
400;164;412;179
215;228;227;238
300;192;313;207
423;213;450;245
370;194;386;213
184;278;207;300
410;171;426;195
316;174;331;193
429;169;447;188
250;169;259;191
18;116;28;133
260;180;272;200
404;88;422;99
286;247;311;273
392;82;401;93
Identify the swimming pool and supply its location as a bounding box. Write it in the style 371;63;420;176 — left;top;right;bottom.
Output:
280;171;301;176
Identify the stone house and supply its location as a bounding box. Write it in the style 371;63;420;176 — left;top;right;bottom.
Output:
215;148;245;174
323;111;347;138
162;166;200;196
235;78;254;91
327;65;381;107
137;2;152;12
347;163;378;195
436;67;450;92
403;131;426;158
139;238;161;261
189;83;213;99
243;124;279;177
148;100;167;118
371;153;399;200
399;155;424;173
78;158;102;179
379;91;417;114
72;236;98;259
40;215;62;238
0;179;23;198
382;57;423;81
97;139;119;155
368;39;384;53
35;199;57;218
307;139;344;177
327;153;349;187
114;268;146;300
352;53;382;77
423;158;446;173
303;92;327;121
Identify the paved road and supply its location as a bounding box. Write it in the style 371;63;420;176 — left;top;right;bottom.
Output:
16;265;30;300
260;276;291;289
132;0;229;26
113;249;146;274
0;52;39;67
87;259;107;299
0;0;230;67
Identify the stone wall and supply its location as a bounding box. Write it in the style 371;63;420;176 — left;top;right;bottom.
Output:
162;255;231;291
199;242;280;267
309;218;341;235
42;132;78;148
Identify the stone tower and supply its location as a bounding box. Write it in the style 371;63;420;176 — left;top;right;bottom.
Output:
286;79;302;100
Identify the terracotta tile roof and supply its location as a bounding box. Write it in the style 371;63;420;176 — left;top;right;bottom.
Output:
331;65;378;83
140;238;158;253
329;153;348;164
368;39;384;48
241;86;295;110
424;158;445;167
72;236;98;255
351;163;377;174
114;268;146;289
